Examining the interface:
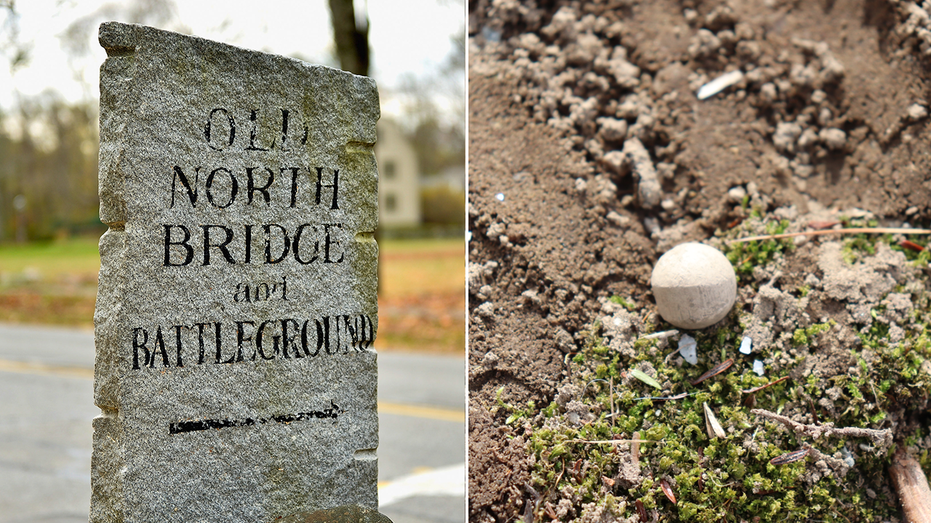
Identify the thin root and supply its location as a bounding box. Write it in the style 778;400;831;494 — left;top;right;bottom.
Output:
729;227;931;244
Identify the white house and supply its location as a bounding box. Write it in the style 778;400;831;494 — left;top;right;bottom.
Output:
375;119;421;228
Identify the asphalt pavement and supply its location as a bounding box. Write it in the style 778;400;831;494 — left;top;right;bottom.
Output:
0;323;464;523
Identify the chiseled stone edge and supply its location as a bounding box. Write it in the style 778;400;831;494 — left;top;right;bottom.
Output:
89;410;124;523
90;229;127;523
91;22;138;523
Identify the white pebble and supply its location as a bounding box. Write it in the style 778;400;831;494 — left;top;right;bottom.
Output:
907;103;928;121
697;70;744;100
753;360;764;376
739;336;752;355
727;186;747;202
678;334;698;365
495;193;505;202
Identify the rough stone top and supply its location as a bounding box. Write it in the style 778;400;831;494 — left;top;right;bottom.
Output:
97;21;379;230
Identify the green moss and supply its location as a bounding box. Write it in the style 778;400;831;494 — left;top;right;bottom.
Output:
515;213;931;523
723;218;793;277
791;320;835;347
522;308;926;522
609;295;637;311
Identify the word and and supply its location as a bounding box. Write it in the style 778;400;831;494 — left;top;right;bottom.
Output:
234;277;287;303
130;314;375;370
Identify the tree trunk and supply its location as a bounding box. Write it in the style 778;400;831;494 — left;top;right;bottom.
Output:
327;0;369;76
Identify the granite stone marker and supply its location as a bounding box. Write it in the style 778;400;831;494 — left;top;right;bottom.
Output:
91;22;379;522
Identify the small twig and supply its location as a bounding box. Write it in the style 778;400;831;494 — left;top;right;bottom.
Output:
807;446;852;476
553;458;565;493
631;431;641;469
583;379;609;399
889;447;931;523
691;358;734;386
742;376;790;394
609;378;615;429
569;439;655;445
564;353;574;381
633;392;694;401
751;408;892;450
728;227;931;244
770;447;810;465
639;330;679;340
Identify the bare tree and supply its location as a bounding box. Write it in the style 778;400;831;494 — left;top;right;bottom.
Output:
61;0;181;59
0;1;29;72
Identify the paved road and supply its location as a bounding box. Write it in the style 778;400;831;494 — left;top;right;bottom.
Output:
0;323;464;523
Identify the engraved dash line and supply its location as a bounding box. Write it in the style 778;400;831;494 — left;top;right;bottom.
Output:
169;402;343;435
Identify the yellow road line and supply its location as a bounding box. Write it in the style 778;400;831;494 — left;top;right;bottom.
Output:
0;359;464;423
378;401;464;423
0;359;94;379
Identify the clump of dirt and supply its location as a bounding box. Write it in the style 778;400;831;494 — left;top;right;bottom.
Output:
468;1;931;521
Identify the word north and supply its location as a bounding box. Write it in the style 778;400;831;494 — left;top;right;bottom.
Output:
169;165;340;210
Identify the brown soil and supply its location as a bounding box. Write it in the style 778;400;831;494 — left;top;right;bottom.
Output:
468;0;931;521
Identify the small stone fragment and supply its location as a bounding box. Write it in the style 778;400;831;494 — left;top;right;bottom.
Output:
678;334;698;365
606;47;641;89
623;137;662;209
696;70;744;100
798;128;820;149
753;360;765;376
727;186;747;202
651;243;737;330
476;302;496;319
485;222;506;239
760;82;778;102
688;29;721;59
601;150;629;176
907;103;928;121
735;22;754;40
773;122;802;153
606;211;631;228
739;336;753;355
819;128;846;150
597;117;628;142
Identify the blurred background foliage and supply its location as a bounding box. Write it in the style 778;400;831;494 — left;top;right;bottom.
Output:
0;0;464;353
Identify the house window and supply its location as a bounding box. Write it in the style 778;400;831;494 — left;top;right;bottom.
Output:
384;161;396;179
385;193;397;212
